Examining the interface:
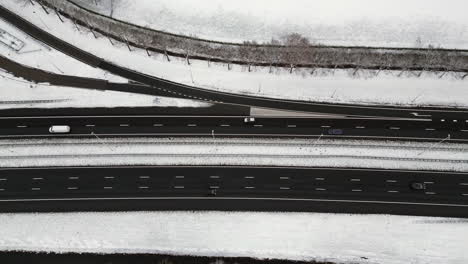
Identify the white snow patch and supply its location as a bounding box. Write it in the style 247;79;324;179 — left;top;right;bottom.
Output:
72;0;468;49
4;1;468;108
0;211;467;264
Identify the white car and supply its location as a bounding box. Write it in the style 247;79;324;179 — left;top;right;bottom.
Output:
49;125;71;134
244;117;256;123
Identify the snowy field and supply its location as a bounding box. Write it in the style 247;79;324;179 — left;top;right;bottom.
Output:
2;138;467;172
0;28;24;51
0;72;207;109
72;0;468;49
0;211;467;264
4;1;468;108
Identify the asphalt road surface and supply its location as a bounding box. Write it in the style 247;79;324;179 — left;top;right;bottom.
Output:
1;166;468;217
0;115;467;142
1;4;468;119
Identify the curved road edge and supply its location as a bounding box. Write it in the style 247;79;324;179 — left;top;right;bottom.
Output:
1;4;468;118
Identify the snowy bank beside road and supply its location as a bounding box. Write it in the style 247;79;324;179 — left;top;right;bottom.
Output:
0;211;467;264
72;0;468;49
4;1;468;108
2;138;468;172
0;17;125;81
42;0;468;74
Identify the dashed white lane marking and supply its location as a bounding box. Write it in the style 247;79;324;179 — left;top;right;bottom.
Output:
425;192;437;195
220;124;231;127
85;124;95;127
139;186;149;189
350;179;361;182
104;176;115;179
387;190;399;193
245;176;255;179
280;187;291;190
244;186;255;189
32;177;43;180
119;124;130;127
386;180;398;183
287;125;297;128
254;124;263;127
174;186;185;189
104;186;113;190
210;176;220;179
280;177;290;180
210;186;220;189
315;188;327;191
31;187;40;191
68;176;79;180
139;176;150;179
0;178;7;181
187;124;197;127
321;125;331;128
389;127;400;130
425;128;436;131
355;126;366;129
352;189;363;192
67;187;78;190
424;181;435;184
460;183;468;186
153;124;164;127
315;178;325;181
175;176;185;179
0;189;4;191
16;125;28;128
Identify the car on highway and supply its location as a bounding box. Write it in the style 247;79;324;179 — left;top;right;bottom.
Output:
410;182;426;190
49;125;71;134
244;117;256;124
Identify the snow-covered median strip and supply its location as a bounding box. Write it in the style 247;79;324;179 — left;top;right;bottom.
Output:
2;137;467;172
0;72;208;109
0;211;467;264
4;1;468;108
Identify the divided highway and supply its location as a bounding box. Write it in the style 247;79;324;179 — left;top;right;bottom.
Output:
1;4;468;119
2;4;468;219
1;166;468;218
1;115;467;142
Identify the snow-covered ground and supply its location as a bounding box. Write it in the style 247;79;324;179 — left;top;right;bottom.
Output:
0;16;125;81
2;137;467;172
4;1;468;108
1;211;467;264
0;27;24;51
72;0;468;49
0;71;208;109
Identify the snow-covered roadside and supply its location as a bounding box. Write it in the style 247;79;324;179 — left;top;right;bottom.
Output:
0;15;125;81
0;72;208;109
0;211;467;264
71;0;468;49
4;1;468;108
2;138;467;172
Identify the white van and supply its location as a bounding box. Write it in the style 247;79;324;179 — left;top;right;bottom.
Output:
49;125;71;134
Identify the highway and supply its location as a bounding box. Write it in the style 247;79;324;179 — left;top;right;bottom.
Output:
1;4;468;219
1;4;468;119
1;166;468;217
1;115;467;142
